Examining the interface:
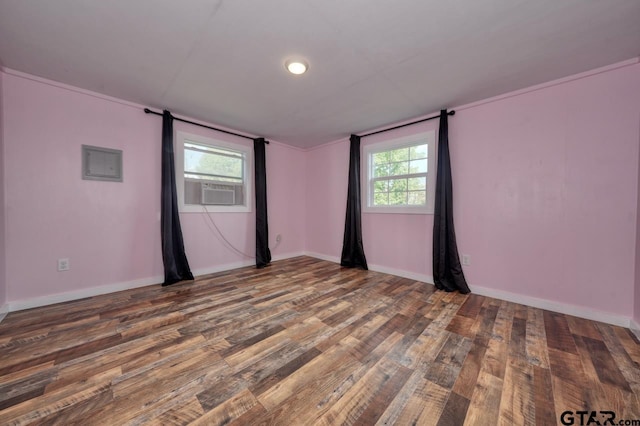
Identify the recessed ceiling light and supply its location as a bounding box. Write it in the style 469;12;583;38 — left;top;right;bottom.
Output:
285;59;308;75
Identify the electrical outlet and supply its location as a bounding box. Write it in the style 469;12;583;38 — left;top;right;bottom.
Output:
276;234;282;243
58;258;70;271
461;254;470;266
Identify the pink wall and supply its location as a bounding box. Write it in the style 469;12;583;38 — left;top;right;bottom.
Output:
635;64;640;325
361;121;439;276
453;63;640;317
2;61;640;322
306;140;349;258
0;70;6;307
171;125;306;271
306;62;640;318
2;71;306;303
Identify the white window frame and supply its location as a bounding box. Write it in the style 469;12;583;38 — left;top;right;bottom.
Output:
175;130;253;213
362;131;436;215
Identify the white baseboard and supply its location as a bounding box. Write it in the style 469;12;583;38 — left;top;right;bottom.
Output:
191;251;306;277
302;251;631;328
368;263;433;284
6;252;307;313
8;275;164;312
304;251;340;264
273;251;307;262
0;303;8;324
469;284;630;328
5;250;634;329
191;260;255;277
630;319;640;340
304;251;434;283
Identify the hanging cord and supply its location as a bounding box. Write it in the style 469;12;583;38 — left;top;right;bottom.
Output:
200;206;282;258
201;206;254;258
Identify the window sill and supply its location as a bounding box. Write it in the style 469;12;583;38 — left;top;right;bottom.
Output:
363;206;432;215
180;204;252;213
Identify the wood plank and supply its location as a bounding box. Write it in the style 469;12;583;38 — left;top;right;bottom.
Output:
452;334;489;399
582;336;632;392
151;397;205;426
353;364;413;424
413;381;450;426
497;363;535;425
543;310;578;355
0;257;637;425
424;333;473;389
249;347;322;396
464;370;504;426
315;357;402;425
436;391;470;426
525;307;549;368
191;389;259;426
375;371;428;426
533;366;557;426
456;294;486;319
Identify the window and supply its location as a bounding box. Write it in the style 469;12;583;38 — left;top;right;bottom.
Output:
175;131;252;213
363;131;436;214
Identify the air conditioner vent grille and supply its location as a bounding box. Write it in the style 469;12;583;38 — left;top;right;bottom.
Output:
201;182;236;205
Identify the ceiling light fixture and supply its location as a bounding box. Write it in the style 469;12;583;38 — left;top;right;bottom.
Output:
285;59;308;75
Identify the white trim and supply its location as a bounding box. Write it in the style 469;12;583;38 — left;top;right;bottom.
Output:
190;251;306;277
272;251;307;262
362;131;436;215
454;57;640;114
303;251;434;283
304;251;340;264
8;276;163;312
0;68;264;141
469;284;630;328
630;319;640;340
368;263;433;284
307;58;640;152
175;130;253;214
302;252;631;328
3;67;146;111
0;303;8;324
5;250;634;329
6;252;307;312
191;260;255;277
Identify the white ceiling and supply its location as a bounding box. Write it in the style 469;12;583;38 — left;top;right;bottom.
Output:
0;0;639;148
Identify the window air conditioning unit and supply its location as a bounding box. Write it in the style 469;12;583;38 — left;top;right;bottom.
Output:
201;182;236;205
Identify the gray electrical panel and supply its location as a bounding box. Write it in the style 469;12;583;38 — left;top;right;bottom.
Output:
82;145;123;182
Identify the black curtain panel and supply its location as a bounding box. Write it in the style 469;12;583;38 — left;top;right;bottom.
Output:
432;110;470;293
340;135;368;269
161;110;194;286
254;137;272;268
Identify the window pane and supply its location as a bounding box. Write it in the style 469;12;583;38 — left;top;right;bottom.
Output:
374;192;389;206
185;174;242;183
389;178;408;192
388;161;408;176
389;147;409;162
408;177;426;190
409;159;427;173
408;191;426;205
373;163;389;178
373;151;390;165
374;180;388;192
389;191;407;205
185;142;242;158
410;144;428;160
185;148;243;179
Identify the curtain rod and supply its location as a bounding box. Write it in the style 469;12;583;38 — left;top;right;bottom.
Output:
359;110;455;138
144;108;267;143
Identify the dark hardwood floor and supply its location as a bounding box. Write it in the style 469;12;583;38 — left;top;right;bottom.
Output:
0;256;639;425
